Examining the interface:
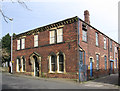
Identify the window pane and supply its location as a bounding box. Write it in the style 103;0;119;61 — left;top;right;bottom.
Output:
21;38;25;49
52;64;55;71
59;64;64;71
96;33;98;46
51;55;55;71
59;54;64;72
23;58;25;71
17;40;20;50
50;31;55;44
96;54;99;70
57;29;63;43
104;37;106;49
34;35;38;47
82;30;87;42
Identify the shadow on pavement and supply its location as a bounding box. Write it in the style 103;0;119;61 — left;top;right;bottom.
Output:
91;74;118;86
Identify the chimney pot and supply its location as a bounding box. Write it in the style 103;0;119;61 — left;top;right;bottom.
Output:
84;10;90;24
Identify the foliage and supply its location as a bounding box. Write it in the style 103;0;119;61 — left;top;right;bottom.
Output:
1;33;15;63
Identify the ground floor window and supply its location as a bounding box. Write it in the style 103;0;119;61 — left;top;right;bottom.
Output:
104;56;107;70
96;54;99;70
22;57;25;72
58;53;64;72
49;55;56;72
17;58;21;72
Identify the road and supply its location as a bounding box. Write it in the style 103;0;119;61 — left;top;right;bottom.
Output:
1;72;120;89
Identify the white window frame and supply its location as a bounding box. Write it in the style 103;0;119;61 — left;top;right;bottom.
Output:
96;54;99;70
34;35;38;47
49;56;55;73
104;37;106;49
21;57;25;72
21;38;25;49
82;30;87;42
50;30;55;44
96;32;99;46
17;39;20;50
57;28;63;43
17;59;20;72
57;54;64;73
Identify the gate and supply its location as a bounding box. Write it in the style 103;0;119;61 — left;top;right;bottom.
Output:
79;64;88;82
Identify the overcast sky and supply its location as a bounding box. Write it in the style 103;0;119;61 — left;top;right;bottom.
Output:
1;0;120;42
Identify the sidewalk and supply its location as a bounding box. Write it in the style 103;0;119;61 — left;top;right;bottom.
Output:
3;72;120;89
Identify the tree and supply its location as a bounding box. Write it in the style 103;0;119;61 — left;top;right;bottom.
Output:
1;33;15;63
1;33;11;53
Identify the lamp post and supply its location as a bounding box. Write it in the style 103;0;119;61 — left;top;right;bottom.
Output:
9;18;13;74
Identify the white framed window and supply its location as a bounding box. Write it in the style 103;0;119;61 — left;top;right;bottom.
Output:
58;53;64;72
96;32;99;46
21;57;25;72
96;54;99;70
21;38;25;49
82;30;87;42
17;58;21;72
50;30;55;44
49;55;55;72
57;28;63;43
17;39;20;50
115;46;117;53
104;37;106;49
34;35;38;47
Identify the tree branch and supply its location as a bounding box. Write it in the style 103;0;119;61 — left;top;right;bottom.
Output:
0;0;31;23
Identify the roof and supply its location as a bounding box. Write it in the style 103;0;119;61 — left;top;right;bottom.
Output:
13;16;119;45
13;16;78;39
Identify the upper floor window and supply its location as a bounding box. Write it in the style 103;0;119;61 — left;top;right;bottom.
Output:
115;46;117;53
49;28;63;44
96;32;99;46
110;40;112;52
17;39;20;50
82;30;87;42
50;30;55;44
104;37;106;49
82;24;87;42
57;28;63;43
17;38;25;50
21;38;25;49
34;35;38;47
96;54;99;70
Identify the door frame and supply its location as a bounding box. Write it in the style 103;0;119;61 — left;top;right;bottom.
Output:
90;58;93;77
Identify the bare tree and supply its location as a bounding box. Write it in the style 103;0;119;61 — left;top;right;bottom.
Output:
0;0;30;23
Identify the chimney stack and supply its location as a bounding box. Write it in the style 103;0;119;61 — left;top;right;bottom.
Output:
84;10;90;24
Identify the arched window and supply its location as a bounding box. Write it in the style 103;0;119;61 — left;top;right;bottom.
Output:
22;57;25;72
104;56;107;70
49;55;56;72
17;58;21;72
58;53;64;72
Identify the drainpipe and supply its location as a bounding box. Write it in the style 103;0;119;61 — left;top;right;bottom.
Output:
77;17;80;82
108;39;110;75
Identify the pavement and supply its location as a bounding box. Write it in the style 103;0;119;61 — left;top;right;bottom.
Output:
1;72;120;89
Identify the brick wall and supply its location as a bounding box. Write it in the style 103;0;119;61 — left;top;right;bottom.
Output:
12;22;79;79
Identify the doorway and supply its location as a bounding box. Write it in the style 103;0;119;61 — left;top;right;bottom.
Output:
90;58;93;77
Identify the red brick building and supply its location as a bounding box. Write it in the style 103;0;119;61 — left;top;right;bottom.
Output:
12;10;119;81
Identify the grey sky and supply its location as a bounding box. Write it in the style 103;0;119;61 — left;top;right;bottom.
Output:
1;0;119;42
